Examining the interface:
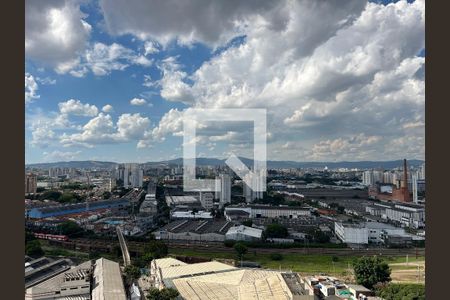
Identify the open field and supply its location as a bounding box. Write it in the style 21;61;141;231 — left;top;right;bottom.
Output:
168;248;425;279
389;261;425;284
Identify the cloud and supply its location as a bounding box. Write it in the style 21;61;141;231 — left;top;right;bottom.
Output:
149;0;425;160
58;99;99;117
36;77;56;85
99;0;279;47
25;73;39;104
144;41;160;55
157;57;195;104
43;150;82;162
57;42;153;77
25;0;91;69
102;104;114;113
60;113;151;148
130;98;147;106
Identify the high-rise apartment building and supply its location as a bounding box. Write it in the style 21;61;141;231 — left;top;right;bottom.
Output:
116;163;144;188
25;173;37;194
362;170;374;186
218;174;231;207
412;171;419;204
419;163;425;180
243;173;264;203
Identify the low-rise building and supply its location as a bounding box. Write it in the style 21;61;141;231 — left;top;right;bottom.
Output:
25;258;126;300
150;257;313;299
225;225;263;241
153;219;234;242
334;222;368;245
225;204;310;220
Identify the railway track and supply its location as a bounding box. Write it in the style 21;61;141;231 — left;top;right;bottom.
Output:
49;238;425;257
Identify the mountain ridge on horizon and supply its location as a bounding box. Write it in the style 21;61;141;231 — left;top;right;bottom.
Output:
26;157;425;170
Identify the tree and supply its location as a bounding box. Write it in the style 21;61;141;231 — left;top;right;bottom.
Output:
146;288;179;300
102;191;112;199
26;240;44;257
124;265;140;282
58;221;83;237
306;228;330;243
241;220;253;227
234;242;248;261
353;256;391;289
374;283;425;300
144;240;168;259
264;223;288;239
39;190;62;201
191;208;198;219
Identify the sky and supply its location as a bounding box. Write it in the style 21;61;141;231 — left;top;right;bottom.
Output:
25;0;425;164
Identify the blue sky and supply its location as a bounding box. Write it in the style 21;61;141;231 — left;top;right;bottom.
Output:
25;0;425;164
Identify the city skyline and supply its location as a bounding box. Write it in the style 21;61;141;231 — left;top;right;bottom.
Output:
26;0;425;164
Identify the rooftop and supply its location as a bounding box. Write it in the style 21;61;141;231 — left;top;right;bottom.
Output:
157;219;234;235
226;225;263;238
172;269;297;300
91;258;127;300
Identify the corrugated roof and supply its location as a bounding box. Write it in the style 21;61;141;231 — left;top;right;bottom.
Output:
92;258;126;300
161;261;236;280
172;269;292;300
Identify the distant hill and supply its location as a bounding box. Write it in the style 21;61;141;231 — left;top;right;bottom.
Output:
26;160;118;169
155;158;424;170
26;158;424;170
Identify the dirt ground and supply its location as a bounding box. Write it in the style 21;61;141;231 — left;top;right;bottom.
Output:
389;261;425;284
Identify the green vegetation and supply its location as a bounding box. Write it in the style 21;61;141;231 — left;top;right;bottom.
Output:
58;192;84;203
36;190;85;203
144;240;168;259
264;223;288;238
270;253;283;261
374;283;425;300
241;220;253;227
39;190;62;201
223;239;346;249
57;221;84;237
234;243;248;261
26;240;44;257
306;228;331;243
146;287;179;300
124;265;141;282
353;256;391;289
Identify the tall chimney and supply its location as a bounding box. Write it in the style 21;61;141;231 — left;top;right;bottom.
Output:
402;159;410;202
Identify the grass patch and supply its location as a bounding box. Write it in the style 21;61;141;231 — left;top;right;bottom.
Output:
168;249;425;276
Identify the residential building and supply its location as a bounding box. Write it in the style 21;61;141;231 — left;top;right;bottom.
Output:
116;163;143;188
25;173;37;194
199;192;214;210
218;174;231;207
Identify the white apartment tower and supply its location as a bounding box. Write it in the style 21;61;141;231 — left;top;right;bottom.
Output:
218;174;231;207
412;171;419;204
117;163;144;188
